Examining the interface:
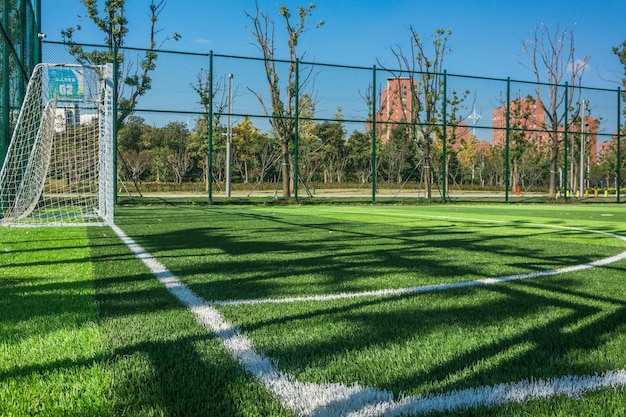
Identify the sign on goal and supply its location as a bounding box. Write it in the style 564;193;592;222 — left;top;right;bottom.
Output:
0;63;114;226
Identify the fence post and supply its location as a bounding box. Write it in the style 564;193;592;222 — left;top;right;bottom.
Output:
294;59;300;201
505;78;510;204
207;51;214;205
555;82;574;201
113;42;118;205
371;65;377;204
34;0;42;63
442;70;447;201
618;87;622;203
1;0;9;167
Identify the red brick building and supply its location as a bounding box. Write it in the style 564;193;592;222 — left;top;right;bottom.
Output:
492;97;598;162
369;77;469;145
375;77;416;143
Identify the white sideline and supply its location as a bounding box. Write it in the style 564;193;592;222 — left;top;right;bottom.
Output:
111;223;626;416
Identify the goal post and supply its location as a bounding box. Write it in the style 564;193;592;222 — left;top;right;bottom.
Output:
0;63;114;226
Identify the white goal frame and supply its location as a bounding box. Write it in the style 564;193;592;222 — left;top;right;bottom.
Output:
0;63;114;226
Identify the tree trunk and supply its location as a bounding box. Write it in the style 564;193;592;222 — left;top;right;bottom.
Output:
423;138;432;199
549;145;559;198
281;141;290;197
512;158;519;192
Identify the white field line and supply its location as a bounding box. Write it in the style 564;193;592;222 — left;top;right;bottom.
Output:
111;221;626;417
213;215;626;307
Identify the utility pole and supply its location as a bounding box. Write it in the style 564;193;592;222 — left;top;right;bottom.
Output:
226;73;233;197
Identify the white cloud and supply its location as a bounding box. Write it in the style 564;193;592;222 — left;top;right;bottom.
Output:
194;37;212;46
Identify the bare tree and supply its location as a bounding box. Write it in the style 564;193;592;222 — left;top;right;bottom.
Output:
520;24;588;198
191;69;231;189
613;40;626;95
245;2;323;197
122;149;151;182
383;27;453;199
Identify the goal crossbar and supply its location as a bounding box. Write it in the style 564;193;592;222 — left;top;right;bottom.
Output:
0;63;114;226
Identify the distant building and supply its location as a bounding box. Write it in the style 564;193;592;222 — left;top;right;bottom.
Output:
598;132;626;162
492;97;598;162
54;105;80;132
54;106;98;132
368;77;469;145
492;97;548;147
372;77;416;143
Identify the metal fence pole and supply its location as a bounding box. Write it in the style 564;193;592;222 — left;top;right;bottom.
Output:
34;0;42;63
371;65;377;204
618;87;622;204
505;78;510;204
554;82;574;201
207;51;214;204
294;59;300;201
442;70;447;201
113;42;119;205
1;0;10;166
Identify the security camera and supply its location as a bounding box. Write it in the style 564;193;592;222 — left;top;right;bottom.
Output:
37;33;46;39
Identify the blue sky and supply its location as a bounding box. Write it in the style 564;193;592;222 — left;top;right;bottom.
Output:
41;0;625;86
40;0;626;138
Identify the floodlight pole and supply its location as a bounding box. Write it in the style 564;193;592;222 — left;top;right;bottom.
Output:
226;73;233;197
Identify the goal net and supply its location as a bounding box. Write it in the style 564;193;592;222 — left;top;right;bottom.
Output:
0;63;114;226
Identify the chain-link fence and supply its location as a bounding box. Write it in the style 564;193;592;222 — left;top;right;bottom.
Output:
1;0;41;169
42;41;625;203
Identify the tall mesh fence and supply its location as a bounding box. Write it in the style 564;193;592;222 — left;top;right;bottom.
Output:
42;41;625;203
1;0;40;174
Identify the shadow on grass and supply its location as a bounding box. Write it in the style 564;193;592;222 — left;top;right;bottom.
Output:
112;206;626;403
215;272;626;404
85;227;293;417
113;206;610;301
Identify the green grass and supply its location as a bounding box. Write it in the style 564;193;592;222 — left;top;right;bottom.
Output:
3;204;626;416
1;226;290;416
0;227;111;416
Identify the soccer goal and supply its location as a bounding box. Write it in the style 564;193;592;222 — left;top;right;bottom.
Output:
0;63;114;226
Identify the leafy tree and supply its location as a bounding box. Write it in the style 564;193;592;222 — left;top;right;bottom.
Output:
295;94;322;183
507;95;536;192
141;124;167;181
346;131;376;184
456;135;480;185
313;110;348;183
483;144;505;187
118;115;150;186
118;115;146;151
232;117;261;183
439;88;469;192
518;140;550;190
61;0;180;124
382;125;417;184
161;122;192;183
186;118;208;185
598;136;626;189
